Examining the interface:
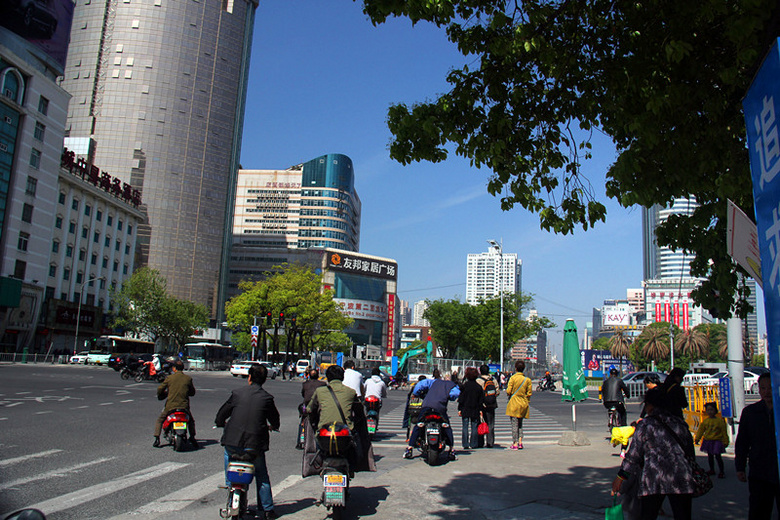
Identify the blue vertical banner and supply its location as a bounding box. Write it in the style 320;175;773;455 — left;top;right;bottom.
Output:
719;377;733;419
744;37;780;471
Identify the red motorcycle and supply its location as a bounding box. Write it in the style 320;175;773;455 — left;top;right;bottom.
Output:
161;409;192;451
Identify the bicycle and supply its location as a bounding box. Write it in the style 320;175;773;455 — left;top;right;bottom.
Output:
607;405;620;432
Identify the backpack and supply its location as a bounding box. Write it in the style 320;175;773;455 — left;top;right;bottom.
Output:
482;377;498;408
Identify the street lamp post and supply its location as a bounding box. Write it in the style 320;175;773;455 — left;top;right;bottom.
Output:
488;239;504;373
73;276;104;355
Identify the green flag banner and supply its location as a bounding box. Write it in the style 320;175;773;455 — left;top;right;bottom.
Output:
561;319;588;402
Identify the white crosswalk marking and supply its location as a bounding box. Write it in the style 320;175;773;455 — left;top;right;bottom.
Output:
0;449;63;468
0;457;116;491
23;461;188;515
369;404;566;448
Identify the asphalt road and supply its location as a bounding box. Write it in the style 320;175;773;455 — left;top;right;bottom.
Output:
0;364;719;519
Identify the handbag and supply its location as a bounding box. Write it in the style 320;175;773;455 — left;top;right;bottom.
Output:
658;418;713;497
604;496;623;520
477;421;489;436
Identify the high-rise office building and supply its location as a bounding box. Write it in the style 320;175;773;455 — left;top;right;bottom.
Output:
642;198;699;281
466;248;522;305
412;299;429;327
60;0;258;317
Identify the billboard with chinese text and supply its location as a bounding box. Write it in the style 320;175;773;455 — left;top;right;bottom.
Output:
581;349;635;378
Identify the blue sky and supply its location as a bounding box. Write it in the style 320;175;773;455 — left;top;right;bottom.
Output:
239;2;761;359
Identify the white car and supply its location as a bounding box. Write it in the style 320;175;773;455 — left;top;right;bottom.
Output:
229;361;279;379
295;359;311;376
69;351;90;364
702;370;760;394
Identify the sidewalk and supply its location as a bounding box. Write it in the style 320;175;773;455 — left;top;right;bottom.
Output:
174;426;747;520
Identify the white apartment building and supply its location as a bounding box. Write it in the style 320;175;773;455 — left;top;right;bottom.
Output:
466;248;522;305
412;299;430;327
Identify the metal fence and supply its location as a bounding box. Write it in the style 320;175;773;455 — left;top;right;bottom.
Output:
0;353;70;364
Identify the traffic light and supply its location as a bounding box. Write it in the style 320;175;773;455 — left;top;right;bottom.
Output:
266;311;272;326
278;311;285;326
290;315;297;328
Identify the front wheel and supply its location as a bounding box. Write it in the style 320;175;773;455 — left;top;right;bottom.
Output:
134;373;144;383
120;370;130;380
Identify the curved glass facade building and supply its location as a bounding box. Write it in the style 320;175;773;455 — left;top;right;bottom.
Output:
642;197;699;281
60;0;258;316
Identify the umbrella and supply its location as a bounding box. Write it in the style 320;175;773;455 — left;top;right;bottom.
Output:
561;319;588;402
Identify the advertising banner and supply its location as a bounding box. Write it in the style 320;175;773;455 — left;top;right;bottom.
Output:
743;37;780;472
386;294;395;359
327;251;397;280
0;0;75;73
581;349;635;379
335;298;386;320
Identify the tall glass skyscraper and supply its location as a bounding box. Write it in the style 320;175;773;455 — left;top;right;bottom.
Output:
60;0;257;317
642;197;699;281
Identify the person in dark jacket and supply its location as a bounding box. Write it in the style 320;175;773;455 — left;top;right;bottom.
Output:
736;373;780;520
215;364;281;520
476;365;498;448
153;360;196;448
661;367;688;419
458;367;484;449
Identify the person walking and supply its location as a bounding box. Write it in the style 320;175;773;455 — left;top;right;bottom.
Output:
215;364;280;520
661;367;688;419
736;372;780;519
476;364;498;448
505;360;532;450
457;367;484;450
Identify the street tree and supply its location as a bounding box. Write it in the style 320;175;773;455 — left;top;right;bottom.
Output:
634;322;674;364
360;0;780;318
423;298;475;358
608;329;631;373
676;328;708;362
224;263;352;359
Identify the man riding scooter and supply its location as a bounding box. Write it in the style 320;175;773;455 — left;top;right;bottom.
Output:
153;360;197;448
403;368;460;461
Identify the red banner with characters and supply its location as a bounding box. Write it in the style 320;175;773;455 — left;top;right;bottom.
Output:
386;294;395;359
673;301;680;326
655;301;662;322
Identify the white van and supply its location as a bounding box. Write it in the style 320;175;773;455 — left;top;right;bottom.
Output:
296;359;311;376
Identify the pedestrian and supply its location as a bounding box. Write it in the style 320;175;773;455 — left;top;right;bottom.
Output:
342;359;364;398
476;364;498;448
215;364;280;520
287;361;295;381
611;387;694;520
298;368;326;449
499;371;507;391
505;360;532;450
735;373;780;519
660;367;688;419
153;360;197;449
457;367;484;450
694;402;728;479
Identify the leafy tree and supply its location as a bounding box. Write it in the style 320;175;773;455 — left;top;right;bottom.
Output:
109;267;208;350
423;298;475;358
360;0;780;318
224;264;353;360
590;337;610;350
752;354;766;367
676;328;709;362
608;329;631;372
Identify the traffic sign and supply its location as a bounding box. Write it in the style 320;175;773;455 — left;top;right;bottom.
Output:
719;377;733;418
251;325;259;335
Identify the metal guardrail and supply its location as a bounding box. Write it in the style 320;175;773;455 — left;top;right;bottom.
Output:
0;353;70;364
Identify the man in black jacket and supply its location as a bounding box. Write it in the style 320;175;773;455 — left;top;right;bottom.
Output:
736;373;780;520
215;364;280;520
601;368;630;456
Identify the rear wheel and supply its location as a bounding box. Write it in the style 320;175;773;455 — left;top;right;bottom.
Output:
120;370;130;380
426;447;438;466
331;505;344;520
173;434;184;452
134;373;144;383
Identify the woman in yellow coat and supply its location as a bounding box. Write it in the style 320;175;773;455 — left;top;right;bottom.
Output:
505;359;533;450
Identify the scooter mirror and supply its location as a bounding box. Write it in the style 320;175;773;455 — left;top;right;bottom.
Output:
3;510;46;520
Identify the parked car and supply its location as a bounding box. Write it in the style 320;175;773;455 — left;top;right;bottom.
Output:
621;371;667;384
69;351;90;364
702;370;760;394
746;366;770;376
229;360;278;379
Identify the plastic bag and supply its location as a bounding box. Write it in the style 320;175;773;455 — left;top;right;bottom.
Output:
610;425;635;447
605;496;623;520
477;421;489;436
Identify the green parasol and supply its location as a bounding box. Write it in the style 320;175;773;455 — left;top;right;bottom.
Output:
561;319;588;402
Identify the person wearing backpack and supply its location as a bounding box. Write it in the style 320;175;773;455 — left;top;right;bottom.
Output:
477;364;498;448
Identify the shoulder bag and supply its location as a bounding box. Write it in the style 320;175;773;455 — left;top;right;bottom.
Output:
657;418;713;497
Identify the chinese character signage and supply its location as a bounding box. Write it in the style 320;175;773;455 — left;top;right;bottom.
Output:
328;252;397;281
744;37;780;472
335;299;388;320
386;294;395;359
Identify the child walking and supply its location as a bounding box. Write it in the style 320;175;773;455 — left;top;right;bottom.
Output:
694;402;729;478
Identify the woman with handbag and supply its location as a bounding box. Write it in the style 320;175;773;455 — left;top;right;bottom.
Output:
505;360;533;450
611;387;701;520
457;367;484;450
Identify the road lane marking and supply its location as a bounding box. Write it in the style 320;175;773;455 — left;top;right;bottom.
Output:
99;402;113;406
5;403;22;408
71;405;89;409
15;392;31;395
21;462;188;515
120;399;133;403
0;449;63;468
0;418;7;421
34;411;53;415
0;457;116;491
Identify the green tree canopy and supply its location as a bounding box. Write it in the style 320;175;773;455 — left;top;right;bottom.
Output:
109;267;209;350
224;263;353;357
360;0;780;318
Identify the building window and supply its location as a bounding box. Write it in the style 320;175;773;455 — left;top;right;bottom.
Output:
29;148;41;169
123;264;128;274
85;204;91;216
72;199;79;211
26;176;37;196
38;96;49;115
76;272;83;284
52;241;59;253
55;216;62;228
59;192;66;204
33;122;45;141
125;244;130;255
13;260;26;279
49;265;56;277
93;231;99;243
113;261;119;272
91;253;97;265
99;278;106;289
127;224;133;235
102;257;108;268
69;222;76;234
107;215;113;226
96;209;102;221
104;236;110;247
66;245;73;257
21;203;33;223
79;249;86;261
45;286;54;300
17;231;29;251
115;239;121;251
81;227;88;239
118;220;123;231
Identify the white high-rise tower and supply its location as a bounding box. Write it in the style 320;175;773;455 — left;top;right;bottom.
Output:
466;248;522;305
